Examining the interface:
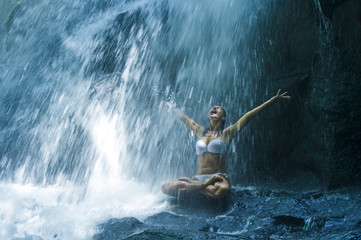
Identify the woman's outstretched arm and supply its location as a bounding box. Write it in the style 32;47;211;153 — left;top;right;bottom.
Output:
222;89;290;144
162;101;205;138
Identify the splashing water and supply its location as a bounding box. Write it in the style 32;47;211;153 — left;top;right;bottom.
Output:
0;0;268;239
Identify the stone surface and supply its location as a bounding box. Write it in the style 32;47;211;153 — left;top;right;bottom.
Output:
93;188;361;239
238;0;361;190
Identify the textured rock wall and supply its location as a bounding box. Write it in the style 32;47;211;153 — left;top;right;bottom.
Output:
245;0;361;190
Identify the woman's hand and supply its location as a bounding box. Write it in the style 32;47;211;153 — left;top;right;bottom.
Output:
273;89;291;100
205;175;223;186
161;101;173;110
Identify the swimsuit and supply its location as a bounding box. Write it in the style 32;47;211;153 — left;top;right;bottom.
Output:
194;131;228;182
196;138;226;155
194;173;230;182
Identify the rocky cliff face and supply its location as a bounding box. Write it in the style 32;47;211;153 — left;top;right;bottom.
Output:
245;0;361;190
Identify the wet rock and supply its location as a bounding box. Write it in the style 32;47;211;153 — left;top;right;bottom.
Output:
240;0;361;191
93;217;145;240
198;224;219;233
303;216;328;230
301;191;324;200
347;234;361;240
273;215;305;228
144;211;189;228
145;211;209;233
210;215;247;233
166;194;231;217
93;190;361;239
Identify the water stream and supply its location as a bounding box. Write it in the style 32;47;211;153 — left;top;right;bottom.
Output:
1;1;360;239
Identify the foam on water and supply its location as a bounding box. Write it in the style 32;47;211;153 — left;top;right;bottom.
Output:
0;180;165;240
0;95;166;239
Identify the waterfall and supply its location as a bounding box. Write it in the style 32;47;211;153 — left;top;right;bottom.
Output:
0;0;270;239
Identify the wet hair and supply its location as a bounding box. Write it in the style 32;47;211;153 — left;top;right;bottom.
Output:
220;107;226;129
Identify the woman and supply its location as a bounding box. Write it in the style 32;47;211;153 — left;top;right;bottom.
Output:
161;90;290;200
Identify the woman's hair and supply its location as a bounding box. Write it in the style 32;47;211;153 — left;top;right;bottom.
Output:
220;107;227;130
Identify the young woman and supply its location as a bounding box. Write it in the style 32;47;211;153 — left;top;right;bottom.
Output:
161;90;290;199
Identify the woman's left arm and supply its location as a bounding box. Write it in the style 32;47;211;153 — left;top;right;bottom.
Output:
222;89;290;144
162;101;205;138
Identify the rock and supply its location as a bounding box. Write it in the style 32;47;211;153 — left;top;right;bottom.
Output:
237;0;361;190
273;215;305;228
304;216;328;230
144;211;209;233
144;211;189;228
93;217;145;240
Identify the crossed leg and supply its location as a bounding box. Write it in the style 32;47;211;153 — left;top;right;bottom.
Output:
201;175;231;199
161;174;231;200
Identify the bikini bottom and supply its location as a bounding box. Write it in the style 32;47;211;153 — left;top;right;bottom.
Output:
193;173;229;182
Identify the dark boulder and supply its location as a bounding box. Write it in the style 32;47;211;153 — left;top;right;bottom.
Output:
241;0;361;190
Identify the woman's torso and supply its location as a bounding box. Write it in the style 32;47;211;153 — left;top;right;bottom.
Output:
196;132;227;175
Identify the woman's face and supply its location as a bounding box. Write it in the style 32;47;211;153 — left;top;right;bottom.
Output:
208;106;225;121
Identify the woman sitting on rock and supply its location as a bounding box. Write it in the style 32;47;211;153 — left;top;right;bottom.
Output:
161;90;290;200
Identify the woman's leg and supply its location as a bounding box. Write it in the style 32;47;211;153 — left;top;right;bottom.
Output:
161;179;188;196
200;175;231;199
161;175;223;197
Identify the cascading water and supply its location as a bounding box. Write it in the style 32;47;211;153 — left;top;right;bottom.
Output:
0;0;267;239
3;0;360;239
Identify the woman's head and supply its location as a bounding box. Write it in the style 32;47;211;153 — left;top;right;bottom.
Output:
208;106;226;129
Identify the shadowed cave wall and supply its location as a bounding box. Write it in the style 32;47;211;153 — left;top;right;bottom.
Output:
241;0;361;190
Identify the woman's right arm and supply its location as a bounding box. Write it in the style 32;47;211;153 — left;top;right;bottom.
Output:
222;89;290;144
162;101;205;138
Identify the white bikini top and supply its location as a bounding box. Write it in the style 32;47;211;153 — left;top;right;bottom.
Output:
196;138;227;155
